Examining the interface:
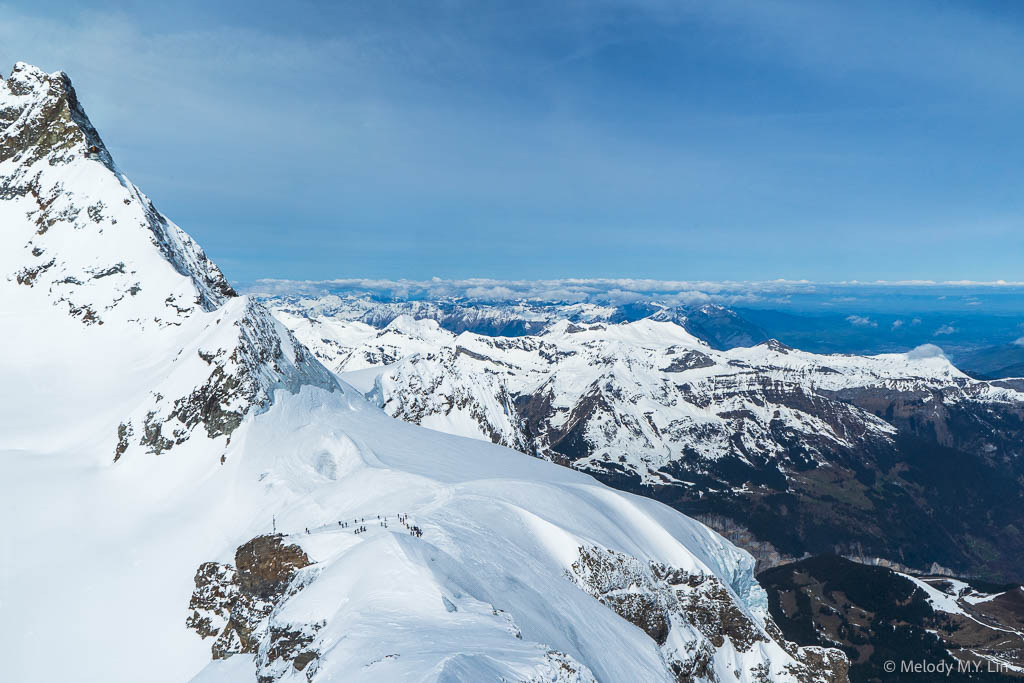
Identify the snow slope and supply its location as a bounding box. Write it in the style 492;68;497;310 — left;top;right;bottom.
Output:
0;63;845;682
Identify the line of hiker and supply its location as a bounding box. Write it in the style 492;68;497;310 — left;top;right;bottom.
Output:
291;512;425;538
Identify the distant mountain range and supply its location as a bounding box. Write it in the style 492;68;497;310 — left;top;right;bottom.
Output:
269;296;1024;584
266;291;1024;377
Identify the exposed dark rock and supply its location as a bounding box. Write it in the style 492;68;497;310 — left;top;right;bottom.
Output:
187;534;321;682
661;349;716;372
140;410;173;455
90;261;124;278
566;545;848;682
14;258;54;285
116;300;339;459
113;422;132;462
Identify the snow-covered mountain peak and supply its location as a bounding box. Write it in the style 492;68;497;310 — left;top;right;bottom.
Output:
2;61;59;97
1;62;337;461
1;62;110;168
2;63;852;682
382;313;445;338
542;317;707;352
1;62;235;326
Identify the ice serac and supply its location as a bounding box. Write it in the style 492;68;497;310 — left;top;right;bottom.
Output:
0;63;337;460
1;62;848;683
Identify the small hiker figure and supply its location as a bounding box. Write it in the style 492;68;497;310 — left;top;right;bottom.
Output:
305;527;310;534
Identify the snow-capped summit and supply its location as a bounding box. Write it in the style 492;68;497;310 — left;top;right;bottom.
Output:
1;62;235;320
382;313;445;337
1;64;336;459
1;63;846;683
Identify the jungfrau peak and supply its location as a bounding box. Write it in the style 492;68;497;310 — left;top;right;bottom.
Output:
0;62;338;462
0;63;848;682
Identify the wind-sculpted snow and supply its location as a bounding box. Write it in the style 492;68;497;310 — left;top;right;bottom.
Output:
1;62;842;683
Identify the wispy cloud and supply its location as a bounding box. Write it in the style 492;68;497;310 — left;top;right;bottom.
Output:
846;315;877;327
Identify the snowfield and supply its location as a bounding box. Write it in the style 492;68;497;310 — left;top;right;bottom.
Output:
0;63;846;682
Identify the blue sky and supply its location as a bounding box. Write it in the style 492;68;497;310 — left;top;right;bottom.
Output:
3;1;1024;283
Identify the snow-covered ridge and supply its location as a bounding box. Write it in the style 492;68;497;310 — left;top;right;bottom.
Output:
1;62;845;682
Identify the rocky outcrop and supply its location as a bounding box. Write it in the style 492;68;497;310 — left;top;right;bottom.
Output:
566;545;848;683
528;651;598;683
115;298;338;460
187;535;322;682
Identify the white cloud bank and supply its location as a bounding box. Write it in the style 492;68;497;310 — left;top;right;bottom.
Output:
906;344;946;360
